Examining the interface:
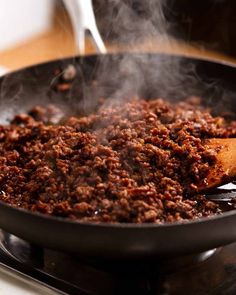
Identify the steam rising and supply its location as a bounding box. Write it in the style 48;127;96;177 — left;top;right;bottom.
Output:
84;0;235;114
103;0;170;43
78;0;204;109
0;1;235;123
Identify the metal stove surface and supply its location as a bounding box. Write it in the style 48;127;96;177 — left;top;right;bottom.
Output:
0;230;236;295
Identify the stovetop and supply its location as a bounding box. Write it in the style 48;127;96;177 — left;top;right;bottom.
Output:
1;65;236;294
1;231;236;295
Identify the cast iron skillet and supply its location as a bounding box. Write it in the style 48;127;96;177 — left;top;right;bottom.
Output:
0;53;236;260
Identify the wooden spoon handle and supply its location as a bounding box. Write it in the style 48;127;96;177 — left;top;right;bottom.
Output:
199;138;236;191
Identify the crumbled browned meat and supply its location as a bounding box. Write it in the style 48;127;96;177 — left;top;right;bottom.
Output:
0;98;235;223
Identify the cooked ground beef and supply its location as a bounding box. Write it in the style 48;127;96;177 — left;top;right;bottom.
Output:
0;97;235;223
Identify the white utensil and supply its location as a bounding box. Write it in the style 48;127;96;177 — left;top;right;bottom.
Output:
63;0;106;54
0;66;8;76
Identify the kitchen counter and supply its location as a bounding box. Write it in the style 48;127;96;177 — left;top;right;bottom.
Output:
0;9;236;71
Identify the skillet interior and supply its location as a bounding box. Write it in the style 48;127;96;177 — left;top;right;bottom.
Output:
0;53;236;259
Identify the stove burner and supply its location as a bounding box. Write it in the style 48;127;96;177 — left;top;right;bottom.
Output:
0;230;236;294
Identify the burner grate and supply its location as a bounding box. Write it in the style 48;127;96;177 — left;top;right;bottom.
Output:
0;230;236;295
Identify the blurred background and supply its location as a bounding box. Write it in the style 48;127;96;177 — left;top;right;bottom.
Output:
1;0;236;71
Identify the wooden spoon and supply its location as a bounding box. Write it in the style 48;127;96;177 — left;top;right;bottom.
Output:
199;138;236;192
